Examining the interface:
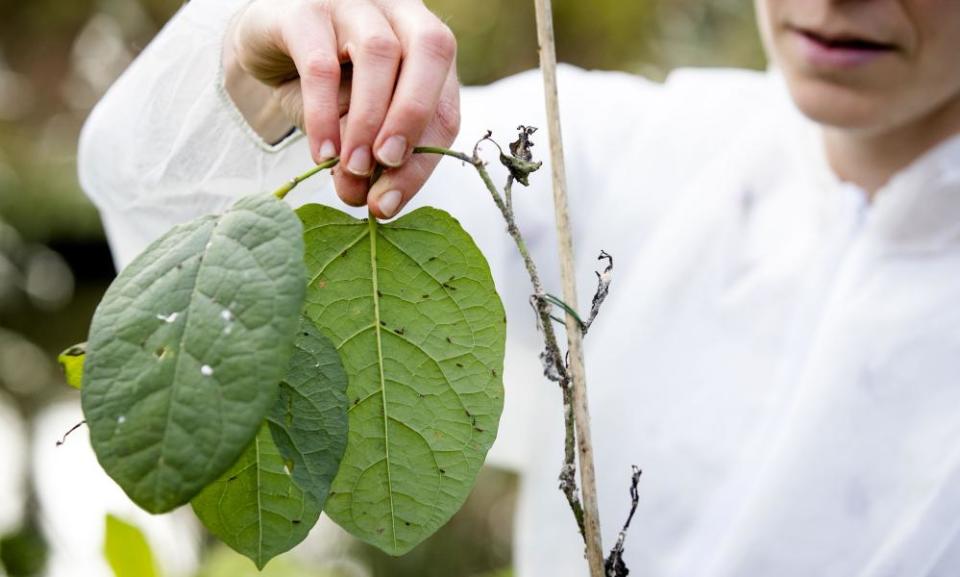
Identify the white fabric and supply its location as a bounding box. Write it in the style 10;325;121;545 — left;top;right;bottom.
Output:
77;1;960;576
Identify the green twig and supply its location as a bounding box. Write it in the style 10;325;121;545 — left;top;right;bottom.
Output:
272;157;340;199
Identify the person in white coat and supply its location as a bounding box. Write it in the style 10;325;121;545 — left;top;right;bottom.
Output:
76;0;960;576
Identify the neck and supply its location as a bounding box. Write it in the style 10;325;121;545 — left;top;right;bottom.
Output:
823;96;960;197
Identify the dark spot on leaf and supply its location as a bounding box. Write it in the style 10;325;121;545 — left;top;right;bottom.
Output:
377;290;383;297
439;468;446;475
352;398;359;406
377;527;385;535
302;332;309;336
421;294;430;299
491;369;498;377
292;520;301;525
393;327;405;335
340;249;349;258
405;521;411;526
228;475;238;481
379;320;386;326
474;427;485;432
428;256;437;262
154;347;166;358
446;336;453;343
456;362;463;368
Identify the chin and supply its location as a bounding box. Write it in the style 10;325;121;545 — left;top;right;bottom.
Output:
785;75;900;133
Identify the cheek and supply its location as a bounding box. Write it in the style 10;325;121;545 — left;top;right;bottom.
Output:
896;2;960;121
754;0;779;58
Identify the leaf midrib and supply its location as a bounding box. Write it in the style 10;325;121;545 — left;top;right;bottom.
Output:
154;220;218;508
368;216;398;551
255;433;264;568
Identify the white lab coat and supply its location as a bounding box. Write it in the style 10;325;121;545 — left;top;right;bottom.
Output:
75;1;960;576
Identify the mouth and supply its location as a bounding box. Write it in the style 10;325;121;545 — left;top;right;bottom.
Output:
788;26;898;68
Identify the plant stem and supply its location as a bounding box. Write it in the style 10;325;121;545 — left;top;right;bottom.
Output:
415;143;585;539
413;145;568;382
531;0;606;574
272;157;340;199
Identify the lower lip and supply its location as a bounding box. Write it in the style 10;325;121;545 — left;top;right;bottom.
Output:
792;30;893;69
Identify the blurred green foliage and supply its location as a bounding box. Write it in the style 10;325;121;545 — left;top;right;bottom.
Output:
104;515;160;577
0;522;47;577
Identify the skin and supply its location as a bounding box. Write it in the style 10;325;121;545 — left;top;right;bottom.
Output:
223;0;460;219
225;0;960;214
756;0;960;193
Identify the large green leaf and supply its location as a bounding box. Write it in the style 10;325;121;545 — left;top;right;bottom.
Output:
82;194;306;513
192;423;321;570
267;315;349;504
103;515;159;577
297;205;506;555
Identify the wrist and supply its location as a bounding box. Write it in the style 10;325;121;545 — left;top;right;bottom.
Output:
221;3;296;145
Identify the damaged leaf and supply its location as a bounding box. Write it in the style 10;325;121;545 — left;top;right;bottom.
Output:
297;204;506;555
82;194;306;513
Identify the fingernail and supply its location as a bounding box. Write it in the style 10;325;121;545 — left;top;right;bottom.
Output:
377;135;407;167
347;146;372;176
378;190;402;218
318;139;337;161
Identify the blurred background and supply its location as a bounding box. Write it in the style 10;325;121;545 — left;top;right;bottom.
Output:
0;1;764;575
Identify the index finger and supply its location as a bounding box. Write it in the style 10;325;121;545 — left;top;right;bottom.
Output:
280;3;342;162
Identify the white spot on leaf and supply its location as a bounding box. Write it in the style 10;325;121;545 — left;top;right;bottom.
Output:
221;309;234;334
117;416;126;424
156;312;179;323
201;365;214;376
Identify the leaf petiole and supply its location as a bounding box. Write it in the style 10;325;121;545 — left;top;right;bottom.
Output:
273;157;340;200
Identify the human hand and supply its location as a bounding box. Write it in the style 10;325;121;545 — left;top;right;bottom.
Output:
225;0;461;218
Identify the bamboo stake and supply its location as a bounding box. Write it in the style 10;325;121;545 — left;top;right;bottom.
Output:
530;0;606;574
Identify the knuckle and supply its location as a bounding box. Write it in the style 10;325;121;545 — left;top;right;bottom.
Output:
435;96;461;140
416;24;456;62
396;97;433;124
350;113;382;138
302;54;340;81
359;34;402;62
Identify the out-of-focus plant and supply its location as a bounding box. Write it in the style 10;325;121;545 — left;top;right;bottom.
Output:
104;514;355;577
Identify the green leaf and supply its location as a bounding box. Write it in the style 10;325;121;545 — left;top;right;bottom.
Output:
191;424;321;570
297;205;506;555
267;315;349;505
192;318;345;569
82;194;306;513
103;514;159;577
57;342;85;389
